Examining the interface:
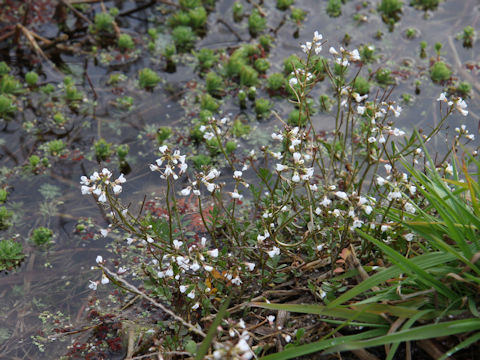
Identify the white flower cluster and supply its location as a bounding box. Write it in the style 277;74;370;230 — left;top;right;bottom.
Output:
213;331;254;360
455;124;475;141
149;145;188;180
80;168;126;203
329;46;360;66
437;92;468;116
301;31;323;55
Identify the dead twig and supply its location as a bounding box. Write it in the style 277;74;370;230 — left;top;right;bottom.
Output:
60;0;93;25
99;264;207;338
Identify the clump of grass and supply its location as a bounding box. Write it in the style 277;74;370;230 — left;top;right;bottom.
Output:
255;98;271;118
0;95;16;118
200;93;220;112
290;7;306;23
232;2;244;22
459;25;475;48
195;48;218;70
94;138;112;161
118;33;134;51
410;0;440;11
172;26;196;51
375;68;395;86
205;71;224;96
25;71;39;86
378;0;403;25
92;12;114;33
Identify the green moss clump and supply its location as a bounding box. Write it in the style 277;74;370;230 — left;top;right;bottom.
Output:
225;141;237;154
25;71;39;86
240;66;259;87
201;94;220;112
255;98;271;118
277;0;294;11
410;0;439;11
195;48;218;70
248;9;266;37
456;82;471;97
283;55;303;75
378;0;403;22
259;35;273;51
172;26;196;51
117;144;129;161
53;113;66;125
48;140;66;156
375;68;395;86
157;126;173;144
233;2;244;22
205;72;224;96
192;154;211;169
0;62;10;76
288;109;308;126
94;138;112;161
93;12;114;33
0;75;22;95
267;73;286;91
0;239;24;271
326;0;342;17
118;33;135;50
179;0;201;9
254;58;271;73
0;95;16;117
290;8;306;23
188;6;207;30
138;68;161;89
430;61;452;83
460;26;475;48
353;76;371;95
31;227;53;246
0;207;13;230
232;119;251;137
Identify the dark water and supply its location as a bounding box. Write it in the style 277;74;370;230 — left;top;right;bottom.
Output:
0;0;479;357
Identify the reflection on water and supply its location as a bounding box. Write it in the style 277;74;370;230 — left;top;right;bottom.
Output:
0;0;478;357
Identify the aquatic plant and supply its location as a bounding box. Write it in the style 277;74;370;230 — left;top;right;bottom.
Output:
232;2;244;22
53;112;66;125
94;138;113;161
259;35;274;51
138;68;161;89
0;207;13;230
456;81;472;97
232;119;250;137
117;33;134;50
254;98;271;118
459;25;475;48
410;0;440;11
353;76;371;95
375;68;395;86
430;61;452;83
326;0;342;17
405;27;417;39
205;71;224;96
47;140;66;156
195;48;218;70
25;71;39;86
172;26;196;51
200;93;220;112
0;95;16;117
419;40;428;58
157;126;172;144
287;108;307;126
93;12;114;33
237;89;247;109
31;227;53;246
290;7;307;22
277;0;294;11
239;65;259;87
116;144;129;162
0;238;24;271
248;9;266;37
254;58;270;73
267;73;286;91
188;6;207;30
378;0;403;23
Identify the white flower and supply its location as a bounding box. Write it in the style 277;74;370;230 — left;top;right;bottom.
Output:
245;262;255;271
349;49;360;61
404;233;414;241
293;152;302;163
88;280;98;290
230;191;243;200
101;275;109;285
301;41;312;53
203;132;214;140
335;191;348;200
234;170;243;179
332;209;341;217
96;255;103;264
445;163;453;175
267;247;280;258
100;229;109;237
409;185;416;195
267;315;276;324
181;187;191;196
231;276;242;286
116;174;126;184
204;265;213;272
455;98;468;116
291;172;300;183
377;176;386;186
208;249;219;258
98;192;107;203
190;262;200;272
329;46;338;55
378;135;386;144
357;105;366;115
159;145;168;154
192;302;200;310
276;164;287;172
173;239;183;249
180;285;188;293
271;132;284;141
320;196;332;207
316;244;324;251
289;77;298;87
147;237;154;243
112;184;122;194
187;291;195;299
313;31;322;42
381;224;390;232
364;205;373;215
384;164;392;174
437;92;447;102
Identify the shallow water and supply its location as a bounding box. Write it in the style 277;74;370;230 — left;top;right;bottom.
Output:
0;0;479;357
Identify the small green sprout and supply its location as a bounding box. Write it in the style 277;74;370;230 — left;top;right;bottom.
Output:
255;98;271;118
419;40;428;58
25;71;39;86
240;65;259;87
188;6;207;30
277;0;294;11
53;113;66;125
405;28;417;39
138;68;161;89
232;119;251;137
157;126;172;144
225;141;237;154
288;109;308;126
107;73;127;85
94;138;112;161
116;96;134;110
353;76;371;95
238;90;247;109
0;62;10;76
410;0;439;11
0;95;16;117
248;9;266;37
434;42;442;56
118;33;135;50
326;0;342;17
48;140;66;156
254;58;270;73
460;26;475;48
267;73;286;91
0;189;7;203
200;94;220;112
233;2;244;22
192;154;211;169
205;72;224;96
0;207;13;230
0;238;24;271
375;68;395;86
0;75;22;94
259;35;273;51
172;26;196;51
93;12;114;33
31;227;53;246
290;8;307;23
117;144;129;161
456;81;471;97
247;86;257;100
195;48;218;70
